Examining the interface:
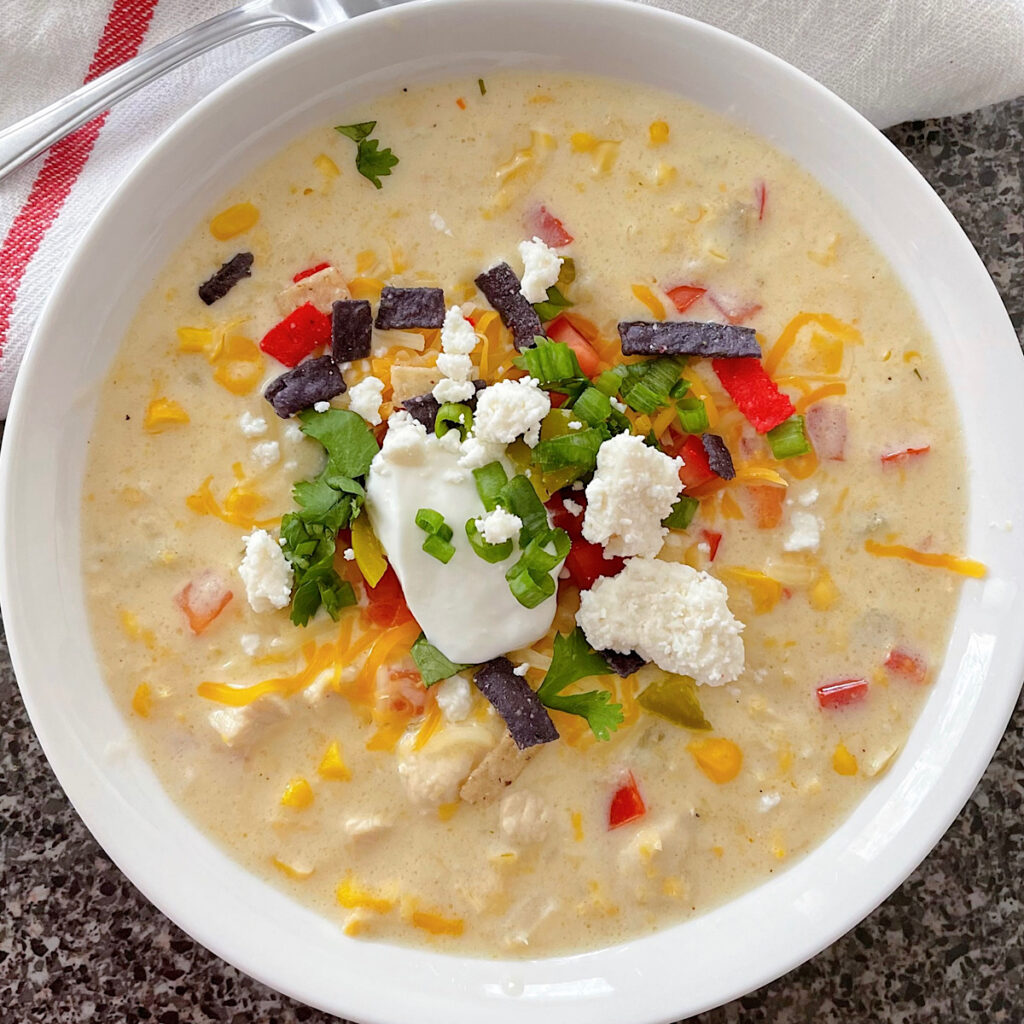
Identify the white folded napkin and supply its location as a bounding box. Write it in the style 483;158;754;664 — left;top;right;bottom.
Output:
1;0;1022;419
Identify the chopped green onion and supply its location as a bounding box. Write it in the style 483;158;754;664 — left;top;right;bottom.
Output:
507;563;556;608
619;356;685;414
414;507;452;540
571;386;612;427
676;396;709;434
465;517;513;563
497;474;549;544
607;408;632;435
477;78;487;96
595;370;622;397
513;337;583;385
472;461;508;511
531;427;607;472
669;377;691;399
422;533;456;563
767;414;813;460
515;527;571;574
411;633;471;686
434;402;473;441
663;495;699;530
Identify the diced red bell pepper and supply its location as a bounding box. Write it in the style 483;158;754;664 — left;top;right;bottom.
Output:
292;262;330;283
881;445;930;465
701;529;722;561
175;572;233;635
545;493;586;539
364;566;415;628
711;357;795;434
564;539;625;591
885;647;928;684
665;284;706;314
528;205;574;247
668;433;717;491
816;678;869;710
608;772;646;829
259;302;332;367
546;315;602;377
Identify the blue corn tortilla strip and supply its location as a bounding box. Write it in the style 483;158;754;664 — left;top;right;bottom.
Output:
474;262;543;351
701;433;736;480
198;251;253;305
264;355;346;418
400;380;485;430
600;649;646;677
332;299;372;361
474;657;559;749
618;320;760;359
375;286;445;329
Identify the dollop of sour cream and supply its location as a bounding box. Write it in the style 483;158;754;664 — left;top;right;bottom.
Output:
365;412;561;664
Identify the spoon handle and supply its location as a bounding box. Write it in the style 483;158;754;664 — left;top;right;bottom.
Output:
0;0;305;184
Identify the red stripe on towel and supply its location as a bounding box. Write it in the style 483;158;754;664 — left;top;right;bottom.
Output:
0;0;161;362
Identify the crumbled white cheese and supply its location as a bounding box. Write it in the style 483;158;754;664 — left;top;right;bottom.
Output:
240;633;261;657
342;548;356;561
474;376;551;447
238;529;294;612
429;210;454;237
458;434;506;469
313;400;330;413
759;792;782;812
783;510;822;553
583;434;683;557
380;410;429;465
347;375;385;425
562;498;583;517
250;440;280;469
796;487;819;507
239;412;267;438
568;420;582;431
475;506;522;545
442;468;468;484
433;377;477;404
518;236;563;302
576;557;744;685
440;305;478;355
610;397;627;413
283;423;304;445
500;790;551;845
513;663;530;677
436;676;473;722
436;352;473;381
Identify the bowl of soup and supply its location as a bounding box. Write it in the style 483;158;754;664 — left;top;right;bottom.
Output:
2;0;1022;1020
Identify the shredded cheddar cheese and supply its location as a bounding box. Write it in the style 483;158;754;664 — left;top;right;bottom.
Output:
864;539;987;578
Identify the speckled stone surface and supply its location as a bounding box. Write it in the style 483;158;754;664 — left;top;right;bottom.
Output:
1;97;1022;1024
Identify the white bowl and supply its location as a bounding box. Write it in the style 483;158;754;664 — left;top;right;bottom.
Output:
2;0;1022;1020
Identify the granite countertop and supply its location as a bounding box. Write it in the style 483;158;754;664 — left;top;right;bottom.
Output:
2;97;1022;1024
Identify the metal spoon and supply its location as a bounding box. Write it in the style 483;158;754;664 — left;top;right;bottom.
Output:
0;0;397;183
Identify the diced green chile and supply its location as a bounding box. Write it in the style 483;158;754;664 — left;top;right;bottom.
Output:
637;673;713;730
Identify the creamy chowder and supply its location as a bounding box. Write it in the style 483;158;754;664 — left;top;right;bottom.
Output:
81;72;980;957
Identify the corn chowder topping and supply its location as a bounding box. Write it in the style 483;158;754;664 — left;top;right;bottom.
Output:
82;72;979;956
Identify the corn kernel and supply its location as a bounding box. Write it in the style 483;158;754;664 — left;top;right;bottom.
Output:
571;810;584;842
649;120;670;145
688;737;743;783
570;131;597;152
209;201;259;240
832;742;859;776
143;398;189;433
313;153;340;177
409;908;465;936
809;571;840;610
176;326;214;354
280;777;314;809
336;875;394;913
131;683;152;718
317;741;351;781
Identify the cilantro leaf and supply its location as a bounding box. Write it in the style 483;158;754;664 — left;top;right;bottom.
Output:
298;408;379;479
355;138;399;189
335;120;376;142
537;628;623;740
410;634;472;686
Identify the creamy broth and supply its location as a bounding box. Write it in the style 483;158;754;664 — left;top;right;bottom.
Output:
82;73;971;956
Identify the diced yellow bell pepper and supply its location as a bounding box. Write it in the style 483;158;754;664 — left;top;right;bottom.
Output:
280;777;314;809
350;514;388;587
688;737;743;783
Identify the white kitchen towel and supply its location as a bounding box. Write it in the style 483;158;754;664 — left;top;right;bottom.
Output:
1;0;1023;419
